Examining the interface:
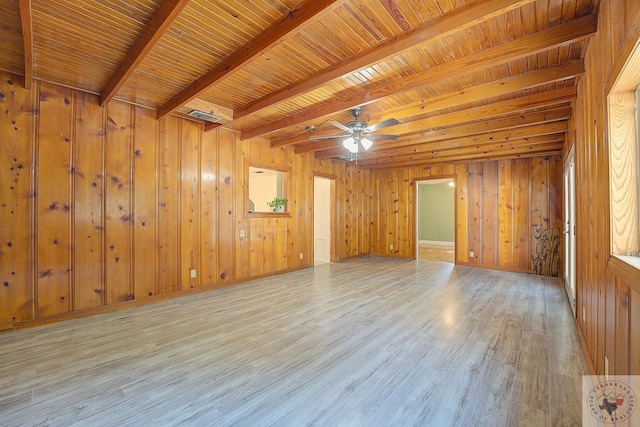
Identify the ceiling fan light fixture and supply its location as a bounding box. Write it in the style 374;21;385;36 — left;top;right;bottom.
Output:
343;137;358;153
311;110;399;156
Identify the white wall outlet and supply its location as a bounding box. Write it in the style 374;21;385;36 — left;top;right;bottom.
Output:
605;356;609;380
469;250;474;258
390;244;394;250
190;269;196;279
299;252;303;259
239;229;245;238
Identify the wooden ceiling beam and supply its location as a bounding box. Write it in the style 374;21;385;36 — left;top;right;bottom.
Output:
295;138;343;154
358;143;565;169
233;0;534;120
316;124;566;160
271;128;339;148
314;117;567;159
298;61;584;151
241;14;596;139
298;107;571;155
290;60;580;150
361;148;564;170
204;122;223;132
157;0;341;120
361;111;570;154
314;88;575;159
392;138;565;163
100;0;191;107
375;60;583;123
18;0;33;90
317;132;564;161
385;87;576;135
357;138;565;168
359;122;568;159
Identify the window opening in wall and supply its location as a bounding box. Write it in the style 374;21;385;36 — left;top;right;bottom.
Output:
248;166;288;214
636;84;640;238
607;39;640;259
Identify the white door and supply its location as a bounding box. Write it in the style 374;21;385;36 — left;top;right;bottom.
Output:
314;177;331;263
564;147;576;316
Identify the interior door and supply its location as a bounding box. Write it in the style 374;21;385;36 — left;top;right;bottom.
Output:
314;176;332;264
564;147;576;316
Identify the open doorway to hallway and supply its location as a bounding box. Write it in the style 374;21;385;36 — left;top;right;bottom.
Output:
313;175;335;265
416;178;455;263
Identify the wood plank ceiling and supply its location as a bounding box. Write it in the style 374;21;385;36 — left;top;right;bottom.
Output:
1;0;598;168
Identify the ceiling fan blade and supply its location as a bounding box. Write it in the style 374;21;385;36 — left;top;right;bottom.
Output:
309;133;351;140
327;120;353;133
364;118;400;132
366;133;399;141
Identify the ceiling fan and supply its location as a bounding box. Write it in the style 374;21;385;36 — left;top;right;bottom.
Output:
310;108;399;153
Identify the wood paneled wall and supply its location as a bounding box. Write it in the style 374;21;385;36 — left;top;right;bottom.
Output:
368;158;563;273
0;73;367;330
572;0;640;376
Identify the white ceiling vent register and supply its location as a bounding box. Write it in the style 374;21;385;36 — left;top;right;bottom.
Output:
188;110;221;122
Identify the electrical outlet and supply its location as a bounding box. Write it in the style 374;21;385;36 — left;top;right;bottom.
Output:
605;356;609;380
390;244;394;250
190;269;196;279
299;252;303;260
469;250;474;258
239;229;245;238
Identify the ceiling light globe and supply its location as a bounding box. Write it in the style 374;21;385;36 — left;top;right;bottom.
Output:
361;137;373;150
343;137;358;153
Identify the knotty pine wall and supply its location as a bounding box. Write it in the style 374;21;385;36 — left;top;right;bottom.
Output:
369;158;562;273
0;73;369;330
572;0;640;376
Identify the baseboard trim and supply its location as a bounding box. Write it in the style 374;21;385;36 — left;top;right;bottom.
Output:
576;317;597;377
333;253;369;263
454;261;533;275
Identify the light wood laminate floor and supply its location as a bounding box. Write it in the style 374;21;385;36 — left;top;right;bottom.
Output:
418;243;455;263
0;257;587;426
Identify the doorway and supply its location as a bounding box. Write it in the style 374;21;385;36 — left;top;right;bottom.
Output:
416;178;455;263
314;176;334;264
564;147;576;316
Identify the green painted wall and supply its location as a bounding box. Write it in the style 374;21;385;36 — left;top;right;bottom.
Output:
418;182;455;242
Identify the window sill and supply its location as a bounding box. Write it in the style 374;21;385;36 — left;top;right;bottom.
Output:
609;255;640;287
613;254;640;270
245;212;291;219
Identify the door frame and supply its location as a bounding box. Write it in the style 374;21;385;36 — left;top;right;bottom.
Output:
413;176;457;262
313;173;336;264
564;145;576;316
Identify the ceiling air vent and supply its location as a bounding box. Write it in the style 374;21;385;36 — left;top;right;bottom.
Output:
188;110;221;123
